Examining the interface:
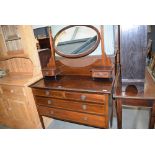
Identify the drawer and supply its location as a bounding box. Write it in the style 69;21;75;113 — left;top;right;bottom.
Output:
32;88;65;98
65;92;105;104
38;106;106;128
0;85;25;97
92;71;111;78
35;97;105;115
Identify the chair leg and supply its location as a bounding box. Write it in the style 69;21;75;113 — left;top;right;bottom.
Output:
149;103;155;129
116;99;122;129
110;99;115;128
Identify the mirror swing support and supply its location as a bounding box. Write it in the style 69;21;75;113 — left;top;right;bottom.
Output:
42;25;113;80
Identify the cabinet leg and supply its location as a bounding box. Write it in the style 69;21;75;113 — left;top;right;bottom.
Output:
39;115;45;129
116;99;122;129
149;103;155;129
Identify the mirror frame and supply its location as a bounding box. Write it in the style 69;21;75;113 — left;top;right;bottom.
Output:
53;25;100;58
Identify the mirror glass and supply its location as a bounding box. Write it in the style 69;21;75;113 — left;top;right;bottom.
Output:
54;25;100;58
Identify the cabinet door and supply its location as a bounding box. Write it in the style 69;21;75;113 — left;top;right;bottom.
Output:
7;98;30;121
0;97;9;118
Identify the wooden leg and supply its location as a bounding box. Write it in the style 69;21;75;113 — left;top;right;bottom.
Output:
110;99;114;128
116;99;122;129
39;115;45;129
149;103;155;129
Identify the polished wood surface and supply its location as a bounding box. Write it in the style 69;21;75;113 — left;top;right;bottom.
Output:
35;97;105;115
56;56;114;77
31;75;113;94
92;66;113;79
31;75;113;128
113;69;155;129
38;49;51;68
33;86;106;103
38;105;106;128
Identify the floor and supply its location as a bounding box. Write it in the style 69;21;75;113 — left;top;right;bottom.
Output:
0;106;151;129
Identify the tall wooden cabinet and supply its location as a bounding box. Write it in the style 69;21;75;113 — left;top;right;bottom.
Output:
0;25;43;128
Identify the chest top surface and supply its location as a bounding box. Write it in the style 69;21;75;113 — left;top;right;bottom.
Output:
30;75;113;94
113;69;155;100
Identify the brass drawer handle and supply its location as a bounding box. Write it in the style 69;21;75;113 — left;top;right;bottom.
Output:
82;104;87;110
45;91;50;96
50;111;54;115
47;100;52;105
46;71;49;75
83;116;88;121
81;95;86;101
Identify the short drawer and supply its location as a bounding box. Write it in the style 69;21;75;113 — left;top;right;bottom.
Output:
65;91;105;104
35;97;105;115
32;88;65;98
0;85;25;97
92;71;112;78
38;106;106;128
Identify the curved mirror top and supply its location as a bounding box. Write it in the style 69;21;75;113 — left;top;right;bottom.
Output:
54;25;100;58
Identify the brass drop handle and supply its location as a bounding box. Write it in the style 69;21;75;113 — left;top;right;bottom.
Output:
50;111;54;115
82;104;87;110
83;116;88;121
48;100;52;105
46;71;49;75
81;95;86;101
45;91;50;96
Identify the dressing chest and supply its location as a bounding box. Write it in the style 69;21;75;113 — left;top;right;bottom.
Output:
31;75;113;128
30;25;115;128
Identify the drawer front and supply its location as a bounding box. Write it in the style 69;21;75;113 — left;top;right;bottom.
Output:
33;88;105;104
35;97;105;115
32;88;65;98
65;92;105;104
42;70;55;77
1;85;25;97
38;106;106;128
92;71;112;78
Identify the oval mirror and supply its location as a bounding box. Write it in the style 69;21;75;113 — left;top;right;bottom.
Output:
54;25;100;58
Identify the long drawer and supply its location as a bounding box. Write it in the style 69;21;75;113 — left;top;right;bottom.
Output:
38;106;106;128
32;88;105;104
35;96;105;115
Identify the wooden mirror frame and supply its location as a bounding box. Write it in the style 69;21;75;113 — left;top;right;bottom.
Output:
53;25;101;58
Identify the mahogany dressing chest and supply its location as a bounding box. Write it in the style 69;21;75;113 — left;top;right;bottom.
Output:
30;25;114;128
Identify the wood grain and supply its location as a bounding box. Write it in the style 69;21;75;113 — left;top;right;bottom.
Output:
120;25;147;91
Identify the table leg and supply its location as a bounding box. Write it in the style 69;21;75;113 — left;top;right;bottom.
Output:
116;99;122;129
110;99;114;128
149;103;155;129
